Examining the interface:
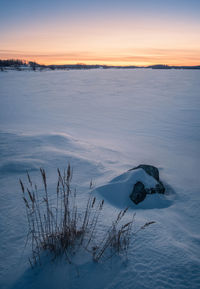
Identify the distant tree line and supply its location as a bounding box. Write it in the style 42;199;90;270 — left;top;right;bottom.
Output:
0;59;45;71
0;59;199;71
0;59;27;67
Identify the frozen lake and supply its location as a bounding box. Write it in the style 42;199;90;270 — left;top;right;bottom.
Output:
0;69;200;289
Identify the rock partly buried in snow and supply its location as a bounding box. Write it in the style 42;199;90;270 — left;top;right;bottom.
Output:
129;164;160;181
130;181;147;204
146;182;165;195
94;165;170;209
129;164;165;204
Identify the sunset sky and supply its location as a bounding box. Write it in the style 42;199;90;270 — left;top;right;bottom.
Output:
1;0;200;66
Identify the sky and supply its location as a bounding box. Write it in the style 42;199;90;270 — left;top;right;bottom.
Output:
0;0;200;66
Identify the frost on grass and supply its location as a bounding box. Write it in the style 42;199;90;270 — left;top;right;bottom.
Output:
20;164;152;267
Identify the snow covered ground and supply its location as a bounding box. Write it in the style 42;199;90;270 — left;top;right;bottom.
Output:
0;69;200;289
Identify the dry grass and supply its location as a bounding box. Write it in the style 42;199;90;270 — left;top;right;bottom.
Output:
20;164;154;266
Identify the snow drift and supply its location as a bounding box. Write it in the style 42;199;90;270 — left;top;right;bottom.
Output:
94;167;174;209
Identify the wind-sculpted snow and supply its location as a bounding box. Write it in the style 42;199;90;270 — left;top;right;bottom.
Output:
0;69;200;289
94;169;174;209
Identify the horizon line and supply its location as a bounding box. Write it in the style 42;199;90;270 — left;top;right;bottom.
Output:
1;58;200;68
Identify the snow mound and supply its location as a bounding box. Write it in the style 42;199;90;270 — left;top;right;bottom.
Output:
94;168;174;209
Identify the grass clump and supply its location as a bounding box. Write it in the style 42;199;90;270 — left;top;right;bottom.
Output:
20;164;153;267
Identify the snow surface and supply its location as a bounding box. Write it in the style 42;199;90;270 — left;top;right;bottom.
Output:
94;168;174;209
0;69;200;289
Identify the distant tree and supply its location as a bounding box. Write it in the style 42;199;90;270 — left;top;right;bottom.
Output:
29;61;39;71
0;59;26;67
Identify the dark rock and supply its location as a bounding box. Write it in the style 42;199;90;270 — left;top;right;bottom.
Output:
130;164;160;181
146;181;165;194
129;164;166;204
130;181;147;204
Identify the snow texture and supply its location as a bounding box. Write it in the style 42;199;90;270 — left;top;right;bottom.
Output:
94;168;173;209
0;69;200;289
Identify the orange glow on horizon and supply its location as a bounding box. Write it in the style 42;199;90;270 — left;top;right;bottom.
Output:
0;49;200;66
1;15;200;66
